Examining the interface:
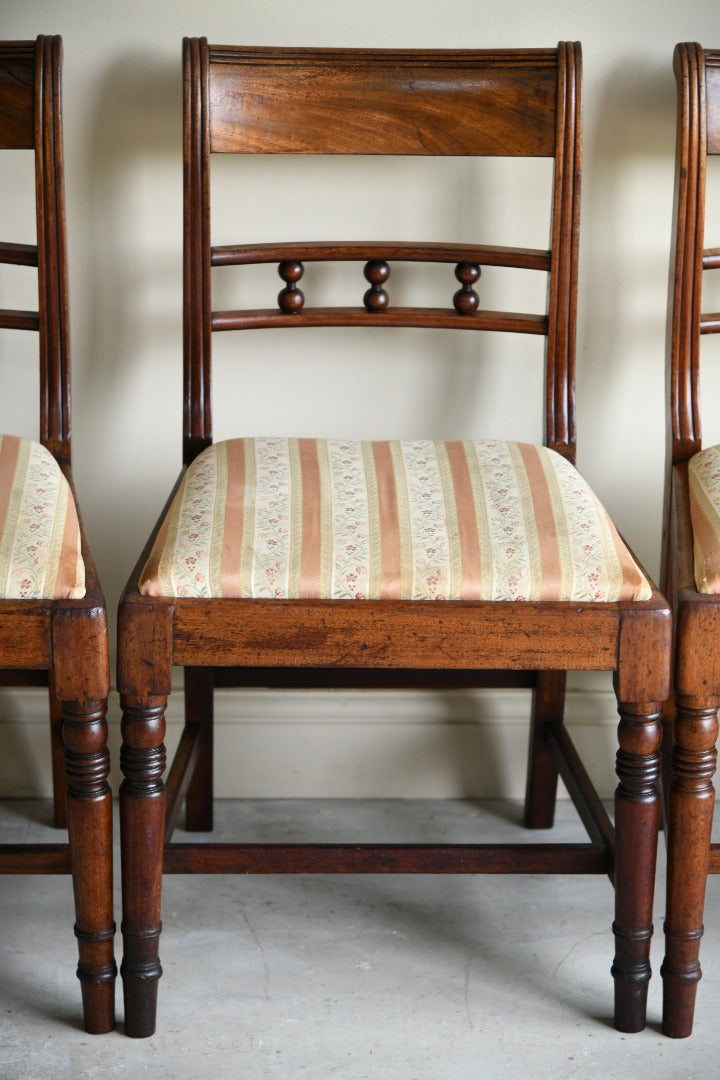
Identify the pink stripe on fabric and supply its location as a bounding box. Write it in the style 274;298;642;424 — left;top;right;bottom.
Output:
372;441;402;599
0;436;20;538
298;438;322;597
517;442;563;600
219;439;246;596
54;469;82;599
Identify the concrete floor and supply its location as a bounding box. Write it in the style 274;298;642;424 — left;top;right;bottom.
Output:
1;798;719;1079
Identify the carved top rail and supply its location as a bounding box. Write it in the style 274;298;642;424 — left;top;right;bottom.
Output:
208;47;559;157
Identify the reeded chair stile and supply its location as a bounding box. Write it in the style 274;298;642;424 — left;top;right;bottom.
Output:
118;40;670;1037
0;36;114;1033
662;42;720;1039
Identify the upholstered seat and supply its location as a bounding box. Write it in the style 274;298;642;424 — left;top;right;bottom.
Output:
0;434;84;599
687;443;720;593
140;437;650;603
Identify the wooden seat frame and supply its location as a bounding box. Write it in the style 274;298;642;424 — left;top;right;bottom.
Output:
118;39;670;1038
662;41;720;1039
0;37;115;1034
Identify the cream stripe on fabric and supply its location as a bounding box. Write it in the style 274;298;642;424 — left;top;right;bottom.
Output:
239;438;256;596
138;437;651;602
0;434;85;599
464;441;494;598
435;441;463;600
444;441;483;600
688;445;720;593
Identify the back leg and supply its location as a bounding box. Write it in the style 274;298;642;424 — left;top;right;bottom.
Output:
184;666;214;831
524;670;566;829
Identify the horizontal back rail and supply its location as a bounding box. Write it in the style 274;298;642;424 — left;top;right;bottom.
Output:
211;241;551;270
0;241;38;265
207;47;559;157
0;310;39;330
211;307;547;334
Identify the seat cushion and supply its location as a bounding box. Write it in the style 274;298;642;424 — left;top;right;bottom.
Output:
139;438;650;603
0;435;85;600
688;443;720;593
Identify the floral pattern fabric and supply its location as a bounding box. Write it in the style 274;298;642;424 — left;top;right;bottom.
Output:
688;444;720;593
0;434;85;599
139;437;650;603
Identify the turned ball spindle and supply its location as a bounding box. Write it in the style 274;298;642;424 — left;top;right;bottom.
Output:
453;262;480;315
363;259;390;312
278;259;305;313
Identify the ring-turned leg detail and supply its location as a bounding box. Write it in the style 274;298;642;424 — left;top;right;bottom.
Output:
120;696;167;1038
662;699;718;1037
612;700;662;1033
63;698;116;1034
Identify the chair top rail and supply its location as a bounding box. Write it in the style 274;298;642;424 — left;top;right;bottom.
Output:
205;44;563;157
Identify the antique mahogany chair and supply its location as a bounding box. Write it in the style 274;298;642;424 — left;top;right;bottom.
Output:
117;38;670;1038
662;42;720;1039
0;37;114;1033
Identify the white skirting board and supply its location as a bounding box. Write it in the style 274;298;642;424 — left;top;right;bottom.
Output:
0;680;625;799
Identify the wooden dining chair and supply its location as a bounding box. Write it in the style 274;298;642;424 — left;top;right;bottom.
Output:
662;41;720;1040
117;38;670;1038
0;36;114;1033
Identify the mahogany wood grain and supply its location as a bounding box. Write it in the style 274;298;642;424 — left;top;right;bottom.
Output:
117;39;671;1038
211;241;552;269
162;842;610;876
207;47;559;156
211;308;548;335
0;37;114;1034
662;42;720;1039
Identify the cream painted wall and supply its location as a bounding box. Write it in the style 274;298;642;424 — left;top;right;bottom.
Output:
2;0;719;798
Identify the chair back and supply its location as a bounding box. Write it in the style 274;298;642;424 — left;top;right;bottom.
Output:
668;43;720;467
0;36;71;464
183;39;581;465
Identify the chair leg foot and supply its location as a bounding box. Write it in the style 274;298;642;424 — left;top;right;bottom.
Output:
612;958;650;1033
661;965;700;1038
120;695;168;1039
612;697;662;1033
121;964;161;1038
63;698;116;1034
662;697;717;1038
79;975;117;1035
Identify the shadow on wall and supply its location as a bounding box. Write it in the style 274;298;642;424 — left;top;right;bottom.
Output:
71;51;182;635
579;54;676;578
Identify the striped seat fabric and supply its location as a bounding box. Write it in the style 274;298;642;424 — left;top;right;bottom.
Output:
688;443;720;593
140;437;650;603
0;434;85;600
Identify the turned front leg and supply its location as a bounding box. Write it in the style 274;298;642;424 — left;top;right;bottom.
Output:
120;696;167;1038
612;700;662;1033
662;699;718;1037
63;698;116;1034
